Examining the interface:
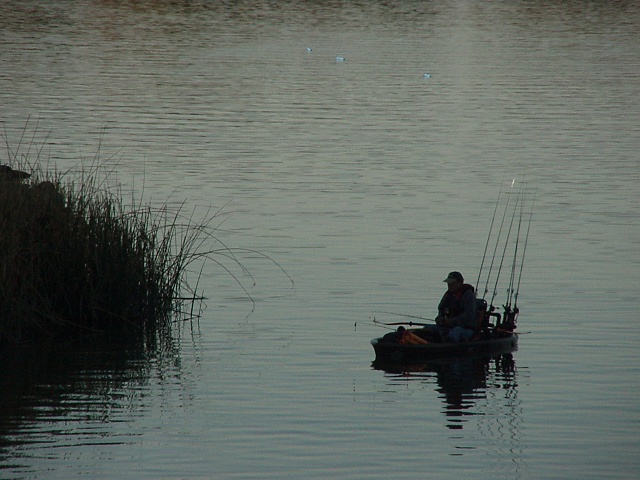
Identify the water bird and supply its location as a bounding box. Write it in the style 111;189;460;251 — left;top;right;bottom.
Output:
306;47;312;52
336;56;346;62
423;73;431;78
0;165;31;181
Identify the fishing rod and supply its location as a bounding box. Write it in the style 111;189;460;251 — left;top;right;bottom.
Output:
500;184;536;330
372;318;433;327
513;186;536;310
471;178;534;332
490;183;523;308
482;179;516;300
494;328;530;335
373;311;435;322
475;181;504;296
506;186;527;308
370;319;397;330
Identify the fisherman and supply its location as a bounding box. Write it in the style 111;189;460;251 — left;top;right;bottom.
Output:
377;271;480;345
433;271;478;342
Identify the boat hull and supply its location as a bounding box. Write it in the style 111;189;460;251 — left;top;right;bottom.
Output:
371;332;518;364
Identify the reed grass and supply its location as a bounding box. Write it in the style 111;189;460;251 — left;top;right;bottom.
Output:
0;158;212;350
1;120;294;351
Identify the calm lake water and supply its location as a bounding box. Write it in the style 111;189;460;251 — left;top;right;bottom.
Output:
1;1;639;479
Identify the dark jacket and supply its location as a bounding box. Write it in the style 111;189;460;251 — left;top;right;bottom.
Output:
437;284;478;331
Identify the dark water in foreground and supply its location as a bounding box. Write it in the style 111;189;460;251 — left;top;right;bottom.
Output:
1;1;639;479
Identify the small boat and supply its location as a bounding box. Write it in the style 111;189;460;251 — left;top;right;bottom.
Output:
371;179;535;364
371;300;521;365
371;181;533;366
371;327;518;365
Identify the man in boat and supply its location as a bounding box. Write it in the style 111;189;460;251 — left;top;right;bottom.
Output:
429;271;478;342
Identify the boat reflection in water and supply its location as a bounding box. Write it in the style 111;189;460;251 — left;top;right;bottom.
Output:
371;352;525;475
372;353;521;431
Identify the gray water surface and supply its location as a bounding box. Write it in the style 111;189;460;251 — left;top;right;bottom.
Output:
1;1;639;479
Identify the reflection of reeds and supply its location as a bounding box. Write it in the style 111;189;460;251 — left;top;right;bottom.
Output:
0;162;209;349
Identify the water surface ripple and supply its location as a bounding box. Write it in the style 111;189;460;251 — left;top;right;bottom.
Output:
1;1;639;479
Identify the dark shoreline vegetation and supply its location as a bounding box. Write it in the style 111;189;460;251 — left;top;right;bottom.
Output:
0;130;292;353
1;161;204;351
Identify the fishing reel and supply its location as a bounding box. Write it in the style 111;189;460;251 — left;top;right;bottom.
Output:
500;304;519;332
